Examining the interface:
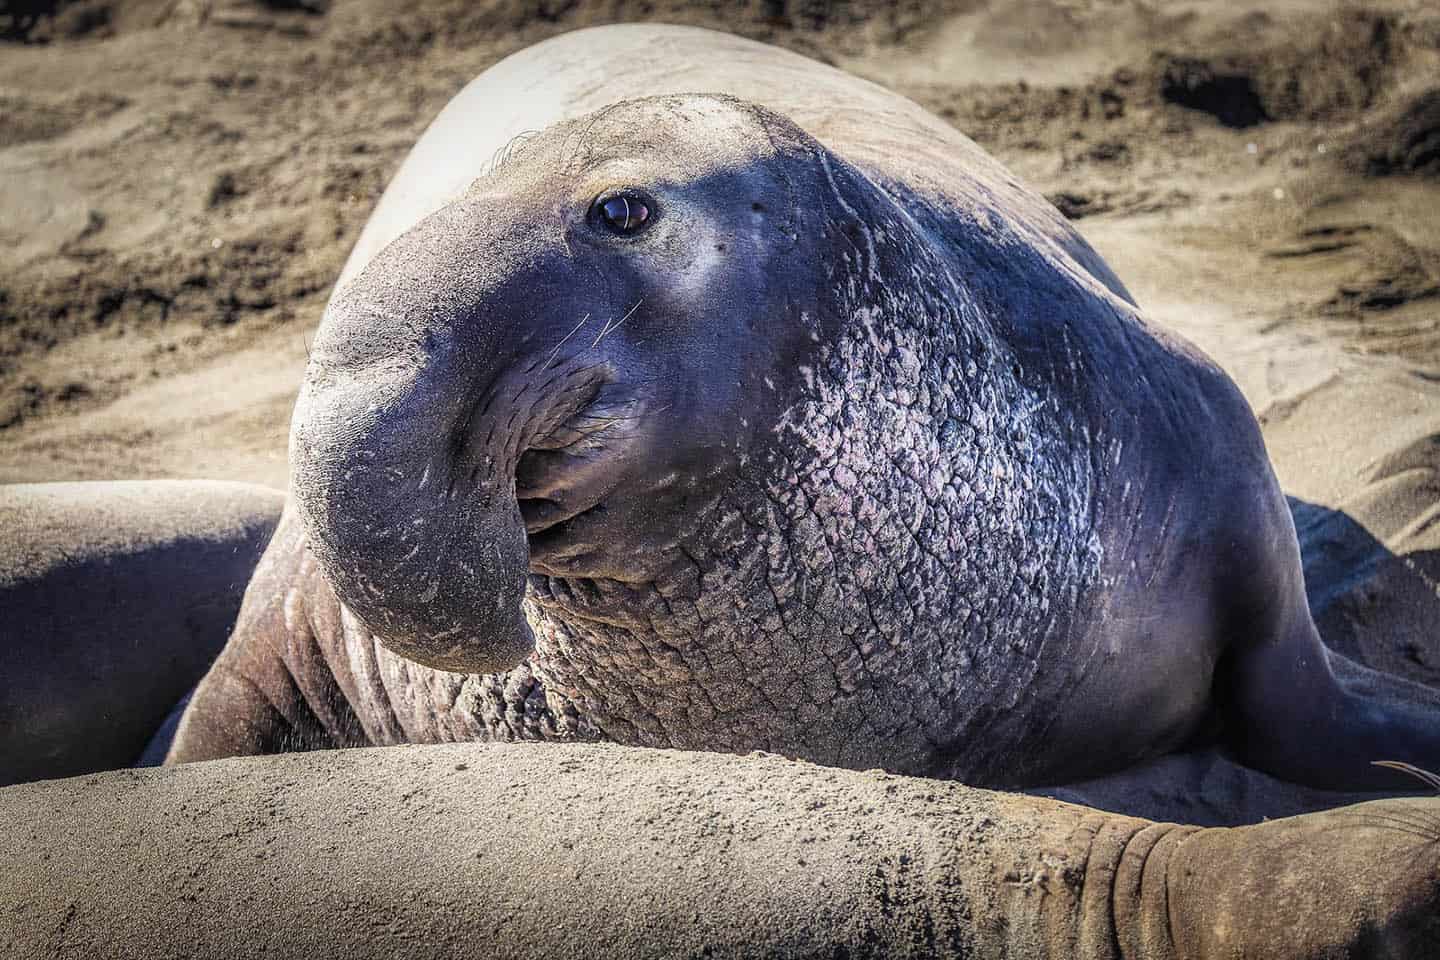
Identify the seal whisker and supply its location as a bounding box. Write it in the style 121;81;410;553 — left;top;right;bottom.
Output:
1348;808;1440;834
563;103;624;174
591;298;644;349
1373;760;1440;793
540;314;590;373
1341;806;1440;853
487;130;540;178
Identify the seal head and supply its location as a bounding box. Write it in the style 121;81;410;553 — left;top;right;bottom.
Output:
292;93;1104;781
294;96;832;673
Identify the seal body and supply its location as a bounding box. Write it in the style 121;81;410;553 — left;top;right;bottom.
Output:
7;744;1440;960
170;25;1439;794
0;480;282;785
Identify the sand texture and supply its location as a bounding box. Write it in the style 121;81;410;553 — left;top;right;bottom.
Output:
4;741;1439;959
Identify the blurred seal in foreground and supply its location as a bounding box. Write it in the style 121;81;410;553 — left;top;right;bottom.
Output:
0;480;282;785
3;742;1438;959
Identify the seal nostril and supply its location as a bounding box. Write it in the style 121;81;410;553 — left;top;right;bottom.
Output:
517;496;567;533
526;501;606;560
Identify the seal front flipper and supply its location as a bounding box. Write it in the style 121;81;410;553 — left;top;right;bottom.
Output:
1225;623;1440;792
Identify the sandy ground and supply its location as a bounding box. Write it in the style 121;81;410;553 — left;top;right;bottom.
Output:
2;2;1438;706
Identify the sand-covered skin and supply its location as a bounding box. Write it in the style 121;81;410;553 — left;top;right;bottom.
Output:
2;3;1438;754
3;741;1438;959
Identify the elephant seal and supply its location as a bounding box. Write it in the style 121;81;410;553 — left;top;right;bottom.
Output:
5;743;1439;960
170;24;1439;795
0;480;283;785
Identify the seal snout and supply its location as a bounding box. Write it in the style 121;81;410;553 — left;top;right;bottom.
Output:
288;97;821;674
293;262;660;675
293;358;628;675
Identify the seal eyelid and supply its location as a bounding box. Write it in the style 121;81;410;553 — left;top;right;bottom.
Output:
592;190;655;236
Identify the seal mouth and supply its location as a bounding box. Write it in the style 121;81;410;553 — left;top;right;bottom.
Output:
513;409;625;573
523;504;609;575
517;494;599;535
510;358;653;527
518;488;607;556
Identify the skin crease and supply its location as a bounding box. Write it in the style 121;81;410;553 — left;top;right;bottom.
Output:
170;79;1440;794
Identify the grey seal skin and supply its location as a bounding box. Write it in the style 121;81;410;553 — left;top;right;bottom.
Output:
170;25;1439;794
0;480;283;785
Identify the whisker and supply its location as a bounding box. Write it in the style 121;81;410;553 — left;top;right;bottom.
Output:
488;130;540;176
1373;760;1440;793
564;104;622;174
540;314;590;373
1350;809;1440;832
591;298;644;349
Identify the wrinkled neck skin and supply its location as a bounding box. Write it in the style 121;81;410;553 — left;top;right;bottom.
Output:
514;181;1100;787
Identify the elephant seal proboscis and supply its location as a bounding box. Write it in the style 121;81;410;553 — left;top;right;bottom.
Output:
169;24;1439;797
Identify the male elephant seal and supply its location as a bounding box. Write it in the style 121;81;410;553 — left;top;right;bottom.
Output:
170;24;1440;794
0;480;283;785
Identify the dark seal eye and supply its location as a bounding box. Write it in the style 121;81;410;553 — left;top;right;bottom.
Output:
595;192;652;234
